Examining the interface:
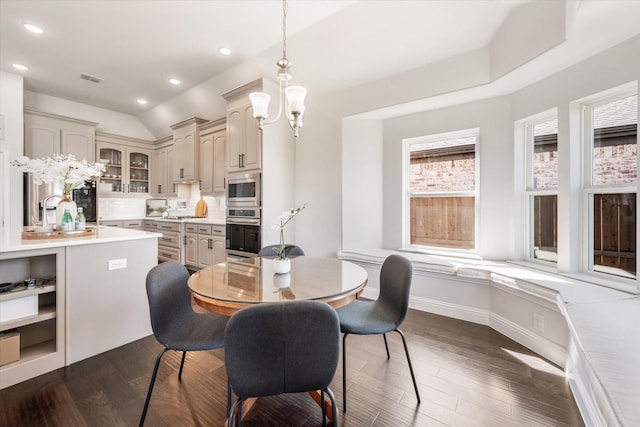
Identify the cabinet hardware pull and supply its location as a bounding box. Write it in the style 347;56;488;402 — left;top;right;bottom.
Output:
238;154;241;168
158;184;161;193
208;239;212;249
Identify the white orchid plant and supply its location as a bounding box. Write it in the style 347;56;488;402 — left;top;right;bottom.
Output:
272;204;306;260
12;154;106;195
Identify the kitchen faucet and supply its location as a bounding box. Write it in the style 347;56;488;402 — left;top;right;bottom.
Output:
41;194;62;228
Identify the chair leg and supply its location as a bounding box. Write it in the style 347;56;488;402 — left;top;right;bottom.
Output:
320;389;326;426
139;347;169;427
228;398;243;427
395;329;421;403
382;333;390;359
178;351;187;380
342;333;349;412
324;386;339;427
227;381;232;414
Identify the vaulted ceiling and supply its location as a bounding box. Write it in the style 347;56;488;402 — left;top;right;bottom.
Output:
1;1;639;131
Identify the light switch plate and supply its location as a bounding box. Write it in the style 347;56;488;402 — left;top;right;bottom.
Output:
108;258;127;270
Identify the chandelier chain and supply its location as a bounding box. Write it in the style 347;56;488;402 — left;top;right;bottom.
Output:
282;0;288;61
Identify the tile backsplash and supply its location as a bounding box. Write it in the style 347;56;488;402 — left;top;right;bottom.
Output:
99;184;226;220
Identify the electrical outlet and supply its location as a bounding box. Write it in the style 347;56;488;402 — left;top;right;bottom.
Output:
533;313;545;333
108;258;127;270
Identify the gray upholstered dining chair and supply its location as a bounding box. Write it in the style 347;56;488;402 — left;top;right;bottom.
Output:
140;261;229;426
335;254;421;412
258;244;305;258
224;300;340;426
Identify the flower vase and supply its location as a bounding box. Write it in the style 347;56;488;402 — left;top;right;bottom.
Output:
273;258;291;274
56;194;77;228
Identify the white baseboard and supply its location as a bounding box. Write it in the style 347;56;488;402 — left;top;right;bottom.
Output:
362;287;566;366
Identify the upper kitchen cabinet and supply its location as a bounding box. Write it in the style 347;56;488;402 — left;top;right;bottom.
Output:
151;135;176;197
222;80;262;173
96;133;153;197
199;119;226;195
24;109;98;162
170;117;207;183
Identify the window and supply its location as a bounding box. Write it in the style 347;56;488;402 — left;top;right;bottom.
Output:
524;113;558;263
404;129;478;251
583;92;637;279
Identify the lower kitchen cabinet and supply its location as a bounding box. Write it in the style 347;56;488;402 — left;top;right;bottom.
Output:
155;221;182;263
185;223;225;269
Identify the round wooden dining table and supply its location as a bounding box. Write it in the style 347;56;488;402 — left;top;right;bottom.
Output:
188;256;368;425
188;256;369;317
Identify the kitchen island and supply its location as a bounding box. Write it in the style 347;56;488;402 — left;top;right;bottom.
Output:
0;226;160;389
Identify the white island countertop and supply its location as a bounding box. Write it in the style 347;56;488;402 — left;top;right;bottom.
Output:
0;226;161;254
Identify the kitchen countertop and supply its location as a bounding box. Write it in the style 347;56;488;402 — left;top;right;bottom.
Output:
0;226;161;253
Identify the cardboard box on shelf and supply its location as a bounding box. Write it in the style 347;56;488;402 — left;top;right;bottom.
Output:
0;330;20;366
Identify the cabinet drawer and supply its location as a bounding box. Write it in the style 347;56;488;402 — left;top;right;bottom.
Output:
101;220;123;228
156;222;181;232
158;231;180;248
197;225;212;235
123;220;143;229
212;225;225;236
184;223;198;233
158;247;180;262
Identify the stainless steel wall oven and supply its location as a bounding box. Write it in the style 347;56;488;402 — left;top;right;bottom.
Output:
226;207;261;258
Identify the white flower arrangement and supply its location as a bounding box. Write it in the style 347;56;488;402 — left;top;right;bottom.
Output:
272;204;306;260
12;154;106;195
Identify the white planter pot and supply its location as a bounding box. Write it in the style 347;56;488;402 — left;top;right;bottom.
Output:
273;258;291;274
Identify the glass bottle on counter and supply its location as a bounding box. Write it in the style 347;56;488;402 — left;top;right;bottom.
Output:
75;207;86;231
61;208;74;232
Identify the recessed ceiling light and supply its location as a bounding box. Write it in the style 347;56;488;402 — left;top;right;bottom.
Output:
137;98;148;105
169;78;181;85
23;23;44;34
12;63;28;71
218;47;231;56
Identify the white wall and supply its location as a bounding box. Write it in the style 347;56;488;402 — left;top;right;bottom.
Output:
341;118;383;250
380;96;513;259
0;71;24;233
293;101;344;257
23;91;155;140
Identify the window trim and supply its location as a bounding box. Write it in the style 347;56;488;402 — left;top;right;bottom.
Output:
520;109;559;265
402;128;479;255
579;83;638;287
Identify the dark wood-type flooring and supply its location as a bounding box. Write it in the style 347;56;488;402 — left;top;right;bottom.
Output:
0;309;584;426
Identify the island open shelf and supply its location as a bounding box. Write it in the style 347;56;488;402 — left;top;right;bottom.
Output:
0;248;65;390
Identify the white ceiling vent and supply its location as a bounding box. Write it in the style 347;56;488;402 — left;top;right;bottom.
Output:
80;73;103;83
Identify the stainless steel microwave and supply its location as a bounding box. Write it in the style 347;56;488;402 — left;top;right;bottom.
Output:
227;172;261;207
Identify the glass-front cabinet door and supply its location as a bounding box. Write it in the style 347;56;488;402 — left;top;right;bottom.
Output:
98;145;124;194
97;142;151;196
129;151;149;194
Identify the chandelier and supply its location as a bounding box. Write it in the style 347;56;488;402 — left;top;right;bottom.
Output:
249;0;307;138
